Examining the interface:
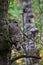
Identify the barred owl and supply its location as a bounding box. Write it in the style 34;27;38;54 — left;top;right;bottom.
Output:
8;19;23;50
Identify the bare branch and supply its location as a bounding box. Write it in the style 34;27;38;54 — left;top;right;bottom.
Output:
11;55;41;64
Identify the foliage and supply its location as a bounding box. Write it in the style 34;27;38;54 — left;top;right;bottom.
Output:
8;0;22;21
32;0;43;64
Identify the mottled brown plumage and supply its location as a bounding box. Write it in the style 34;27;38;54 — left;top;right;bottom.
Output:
0;19;23;52
8;20;23;50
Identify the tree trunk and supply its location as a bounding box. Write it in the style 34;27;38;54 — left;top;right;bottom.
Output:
0;0;10;65
21;0;40;65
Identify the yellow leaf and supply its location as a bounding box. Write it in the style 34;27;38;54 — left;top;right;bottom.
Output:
16;59;22;64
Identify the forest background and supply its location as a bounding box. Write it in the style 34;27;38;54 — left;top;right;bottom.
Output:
0;0;43;65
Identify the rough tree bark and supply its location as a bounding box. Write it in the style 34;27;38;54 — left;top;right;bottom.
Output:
0;0;10;65
21;0;40;65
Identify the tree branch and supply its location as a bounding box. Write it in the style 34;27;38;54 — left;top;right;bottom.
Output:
11;55;41;64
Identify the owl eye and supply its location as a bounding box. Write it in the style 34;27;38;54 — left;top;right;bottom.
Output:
30;15;34;18
28;19;31;23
